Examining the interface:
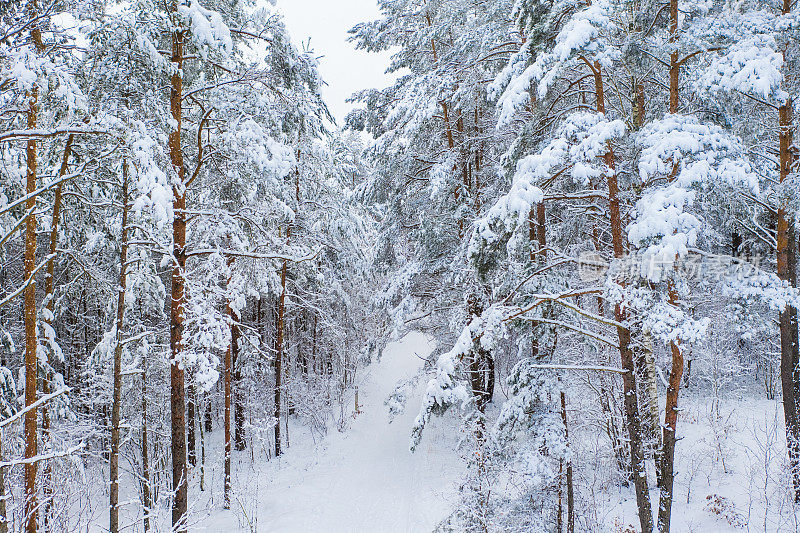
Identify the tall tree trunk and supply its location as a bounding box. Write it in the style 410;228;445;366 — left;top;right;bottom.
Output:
223;271;233;509
274;227;289;457
638;334;661;480
168;14;188;531
779;98;800;502
791;226;800;423
658;3;691;528
295;148;301;203
466;295;494;414
778;0;800;501
600;384;629;475
23;10;44;529
109;159;130;533
198;389;205;492
560;391;574;533
187;383;196;467
141;356;151;532
529;205;541;359
593;61;653;533
204;398;212;434
658;288;684;533
233;319;245;451
285;351;291;449
274;254;287;456
311;312;317;374
40;134;73;524
0;434;7;533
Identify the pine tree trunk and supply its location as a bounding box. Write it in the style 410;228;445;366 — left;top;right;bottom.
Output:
285;356;291;448
536;204;552;348
593;62;653;533
778;0;799;498
23;15;43;530
778;97;800;501
467;295;493;413
187;382;196;467
791;226;800;419
40;134;73;524
0;435;7;533
638;334;661;481
224;295;233;508
199;390;205;492
557;459;563;533
633;82;645;131
529;206;540;359
657;288;684;533
204;399;212;433
657;5;688;528
141;356;151;533
560;391;574;533
199;388;205;491
274;229;288;457
168;16;188;531
311;312;317;374
224;256;236;507
109;159;130;533
600;385;629;475
233;321;245;451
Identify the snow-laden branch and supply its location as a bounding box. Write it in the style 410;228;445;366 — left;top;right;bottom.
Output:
0;126;110;142
185;248;322;263
0;442;84;468
0;206;36;248
0;144;120;216
0;387;70;429
0;254;56;309
521;363;628;374
518;317;619;348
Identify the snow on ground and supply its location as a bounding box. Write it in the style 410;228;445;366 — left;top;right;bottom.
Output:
93;335;800;532
594;397;799;532
201;331;465;532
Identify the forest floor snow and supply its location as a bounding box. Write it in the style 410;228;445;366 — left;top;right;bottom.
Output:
592;397;798;532
200;331;465;532
90;333;800;532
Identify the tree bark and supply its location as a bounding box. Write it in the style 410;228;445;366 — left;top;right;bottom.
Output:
779;96;800;501
168;14;188;531
40;134;74;523
658;4;688;527
778;0;799;499
593;61;654;533
529;203;548;359
23;11;44;528
311;312;317;374
0;434;7;533
109;159;130;533
638;335;662;481
187;382;196;467
657;288;684;533
141;355;151;532
560;391;574;533
223;264;233;509
467;295;494;413
204;395;212;433
274;228;289;457
233;320;245;451
198;389;205;492
529;206;540;359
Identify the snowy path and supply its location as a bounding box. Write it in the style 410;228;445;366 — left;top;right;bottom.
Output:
207;331;464;532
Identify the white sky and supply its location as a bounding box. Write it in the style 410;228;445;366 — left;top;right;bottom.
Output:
278;0;394;126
